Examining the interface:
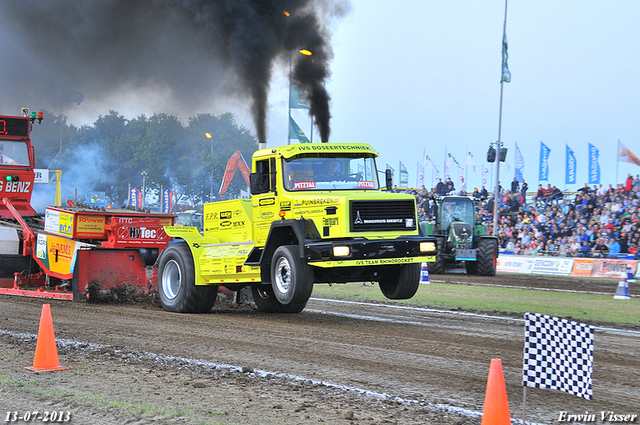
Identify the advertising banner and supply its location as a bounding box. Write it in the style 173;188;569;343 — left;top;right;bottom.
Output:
496;255;533;273
570;258;595;277
591;259;637;278
530;257;574;275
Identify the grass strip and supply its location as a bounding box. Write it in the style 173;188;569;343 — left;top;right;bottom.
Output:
311;282;640;327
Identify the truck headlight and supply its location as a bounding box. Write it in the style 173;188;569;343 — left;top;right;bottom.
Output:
333;246;350;257
420;242;436;252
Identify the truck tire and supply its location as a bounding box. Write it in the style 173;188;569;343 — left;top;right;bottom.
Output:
427;237;445;274
251;285;307;314
378;263;421;299
270;245;314;305
476;238;498;276
157;242;218;313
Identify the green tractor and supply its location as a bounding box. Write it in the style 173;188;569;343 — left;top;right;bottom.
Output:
419;196;498;275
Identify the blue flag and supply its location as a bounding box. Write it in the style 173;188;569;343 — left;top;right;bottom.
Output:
288;116;310;143
588;143;600;184
515;143;524;182
289;82;310;110
539;142;551;182
565;144;576;185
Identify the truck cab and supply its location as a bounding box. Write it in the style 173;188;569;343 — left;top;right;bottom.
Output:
159;143;438;314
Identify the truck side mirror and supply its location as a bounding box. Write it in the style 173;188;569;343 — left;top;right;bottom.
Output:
385;169;393;191
250;172;266;195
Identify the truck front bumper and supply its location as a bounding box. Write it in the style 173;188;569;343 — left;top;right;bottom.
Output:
305;236;437;268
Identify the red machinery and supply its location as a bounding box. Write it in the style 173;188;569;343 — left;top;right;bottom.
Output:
218;150;250;199
0;111;176;301
0;113;38;218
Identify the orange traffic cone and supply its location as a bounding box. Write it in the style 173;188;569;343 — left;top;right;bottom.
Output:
25;304;68;372
481;358;511;425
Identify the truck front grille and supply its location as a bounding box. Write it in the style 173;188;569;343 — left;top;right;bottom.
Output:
349;200;416;232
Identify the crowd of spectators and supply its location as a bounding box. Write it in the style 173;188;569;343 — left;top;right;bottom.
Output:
408;173;640;258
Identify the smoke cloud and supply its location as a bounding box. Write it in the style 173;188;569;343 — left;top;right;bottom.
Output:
0;0;348;144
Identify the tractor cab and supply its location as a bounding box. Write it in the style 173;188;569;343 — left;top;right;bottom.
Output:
0;114;38;218
439;197;475;236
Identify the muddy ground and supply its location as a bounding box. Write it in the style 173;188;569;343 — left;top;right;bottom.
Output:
1;273;638;425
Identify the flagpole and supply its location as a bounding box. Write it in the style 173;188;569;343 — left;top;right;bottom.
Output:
465;146;469;191
616;140;620;184
492;0;508;237
444;147;447;181
288;51;292;145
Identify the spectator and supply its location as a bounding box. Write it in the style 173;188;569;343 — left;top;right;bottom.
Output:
521;179;529;202
626;173;634;195
446;177;455;195
511;178;519;194
609;238;621;256
505;237;515;252
459;177;467;195
592;239;609;257
436;179;445;195
535;184;545;204
416;174;638;259
619;232;629;253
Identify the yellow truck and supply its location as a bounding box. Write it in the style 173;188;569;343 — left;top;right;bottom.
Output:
157;142;438;313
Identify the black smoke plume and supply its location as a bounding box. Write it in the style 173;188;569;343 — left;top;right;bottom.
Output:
0;0;348;144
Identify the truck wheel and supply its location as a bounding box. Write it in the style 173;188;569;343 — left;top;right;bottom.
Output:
427;238;445;274
378;263;421;299
251;285;308;314
270;245;314;305
157;242;218;313
476;238;498;276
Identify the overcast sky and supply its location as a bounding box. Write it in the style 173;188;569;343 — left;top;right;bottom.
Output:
322;0;640;191
4;1;640;193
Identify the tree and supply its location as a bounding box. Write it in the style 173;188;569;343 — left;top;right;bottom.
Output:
27;110;257;209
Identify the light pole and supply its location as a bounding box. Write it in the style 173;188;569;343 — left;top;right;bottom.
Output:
141;171;147;208
205;133;214;202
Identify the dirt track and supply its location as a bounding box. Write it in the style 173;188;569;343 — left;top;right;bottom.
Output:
1;273;639;425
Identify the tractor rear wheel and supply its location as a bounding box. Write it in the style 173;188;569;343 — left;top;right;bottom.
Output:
476;238;498;276
378;263;421;299
270;245;314;305
157;242;218;313
465;261;479;274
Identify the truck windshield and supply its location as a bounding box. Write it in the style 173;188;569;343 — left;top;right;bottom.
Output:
0;141;30;166
282;156;379;191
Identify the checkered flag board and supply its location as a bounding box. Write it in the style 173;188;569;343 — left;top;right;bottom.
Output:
523;312;594;399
